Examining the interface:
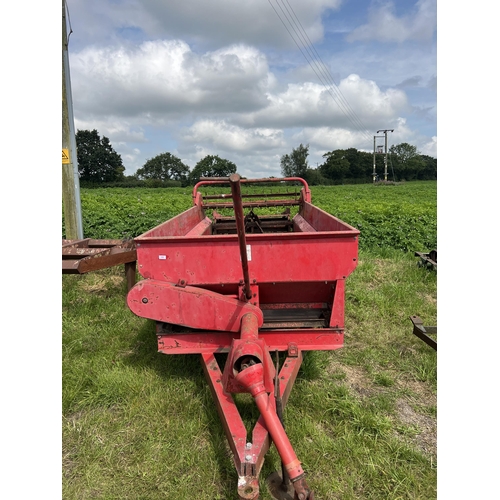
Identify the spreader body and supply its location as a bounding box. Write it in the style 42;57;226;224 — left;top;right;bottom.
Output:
127;176;359;499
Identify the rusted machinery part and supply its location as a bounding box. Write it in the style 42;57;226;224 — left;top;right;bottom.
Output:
290;476;314;500
410;315;437;351
237;475;260;499
414;250;437;270
267;471;295;500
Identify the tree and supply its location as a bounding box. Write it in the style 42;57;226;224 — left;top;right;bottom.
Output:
136;152;190;185
320;150;350;182
419;155;437;180
76;129;125;183
280;144;309;178
389;142;424;180
189;155;237;184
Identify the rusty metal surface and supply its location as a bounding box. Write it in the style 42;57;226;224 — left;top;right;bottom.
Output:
266;471;295;500
410;315;437;350
415;250;437;270
62;238;137;290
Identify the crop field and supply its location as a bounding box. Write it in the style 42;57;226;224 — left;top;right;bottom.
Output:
62;181;437;499
63;181;436;253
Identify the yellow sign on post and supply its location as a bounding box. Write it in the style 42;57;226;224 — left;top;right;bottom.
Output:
62;149;70;164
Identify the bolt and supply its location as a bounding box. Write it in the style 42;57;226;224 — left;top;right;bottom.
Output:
142;297;148;303
245;454;252;461
246;442;252;449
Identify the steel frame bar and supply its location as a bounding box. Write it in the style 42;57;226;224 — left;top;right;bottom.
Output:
410;315;437;350
203;191;300;200
201;350;303;500
414;251;437;270
230;174;253;300
157;329;343;354
62;239;137;290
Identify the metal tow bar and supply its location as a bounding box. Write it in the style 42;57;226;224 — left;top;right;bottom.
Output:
235;314;314;500
229;174;314;499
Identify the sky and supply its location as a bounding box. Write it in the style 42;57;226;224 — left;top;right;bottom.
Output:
4;3;500;497
65;0;437;178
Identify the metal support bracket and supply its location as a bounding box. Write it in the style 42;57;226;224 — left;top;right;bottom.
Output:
410;315;437;350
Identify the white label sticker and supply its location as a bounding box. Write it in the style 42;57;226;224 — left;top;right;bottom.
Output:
159;255;167;260
246;245;252;261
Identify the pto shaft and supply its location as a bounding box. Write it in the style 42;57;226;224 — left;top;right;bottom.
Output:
235;314;313;499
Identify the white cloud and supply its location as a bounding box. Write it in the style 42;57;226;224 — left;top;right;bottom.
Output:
236;73;409;130
73;119;148;144
180;120;286;153
70;40;273;120
68;0;343;50
297;127;370;151
346;0;436;43
420;136;437;157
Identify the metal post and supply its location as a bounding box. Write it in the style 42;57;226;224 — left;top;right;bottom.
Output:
62;0;83;239
377;129;394;182
373;135;385;183
229;173;252;300
372;136;376;183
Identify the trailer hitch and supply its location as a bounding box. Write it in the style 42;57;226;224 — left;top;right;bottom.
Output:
233;314;314;500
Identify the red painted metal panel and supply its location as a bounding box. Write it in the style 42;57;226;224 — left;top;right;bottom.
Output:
136;234;357;285
139;205;204;238
302;201;359;232
157;330;343;354
128;280;263;332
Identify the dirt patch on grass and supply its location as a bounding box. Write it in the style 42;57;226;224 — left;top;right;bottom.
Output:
327;362;436;460
340;364;375;398
395;398;436;458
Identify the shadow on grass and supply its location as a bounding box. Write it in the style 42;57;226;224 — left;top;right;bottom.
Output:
122;320;258;498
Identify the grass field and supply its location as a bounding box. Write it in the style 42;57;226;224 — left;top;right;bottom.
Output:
62;181;437;499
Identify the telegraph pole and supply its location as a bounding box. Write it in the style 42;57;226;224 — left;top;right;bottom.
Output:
376;129;394;181
373;134;384;183
62;0;83;239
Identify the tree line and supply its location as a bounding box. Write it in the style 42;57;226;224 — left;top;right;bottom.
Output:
76;129;437;188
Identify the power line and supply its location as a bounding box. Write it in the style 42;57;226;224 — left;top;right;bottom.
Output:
279;0;370;137
267;0;372;142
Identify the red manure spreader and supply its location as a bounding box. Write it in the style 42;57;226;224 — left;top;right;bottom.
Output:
127;175;359;499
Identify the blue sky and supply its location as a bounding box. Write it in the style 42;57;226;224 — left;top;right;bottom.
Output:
65;0;437;177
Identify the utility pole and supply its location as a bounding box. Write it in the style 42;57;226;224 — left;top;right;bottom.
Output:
62;0;83;239
372;134;384;183
376;129;394;181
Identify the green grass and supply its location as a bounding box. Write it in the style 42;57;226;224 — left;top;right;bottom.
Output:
63;181;436;499
63;250;436;499
64;181;436;253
